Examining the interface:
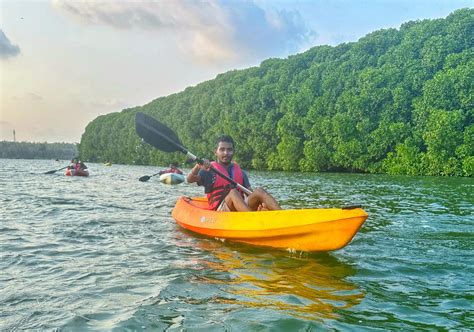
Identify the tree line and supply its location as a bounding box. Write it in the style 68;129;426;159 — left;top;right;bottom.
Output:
79;9;473;177
0;141;78;160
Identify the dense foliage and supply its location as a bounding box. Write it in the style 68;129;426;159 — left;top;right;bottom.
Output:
79;9;473;176
0;141;78;160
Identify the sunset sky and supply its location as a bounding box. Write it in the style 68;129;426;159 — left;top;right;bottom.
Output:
1;0;472;143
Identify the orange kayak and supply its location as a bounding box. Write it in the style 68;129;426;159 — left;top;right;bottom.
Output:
65;168;89;177
171;196;368;252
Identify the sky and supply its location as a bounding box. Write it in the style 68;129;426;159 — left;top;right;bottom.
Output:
1;0;472;143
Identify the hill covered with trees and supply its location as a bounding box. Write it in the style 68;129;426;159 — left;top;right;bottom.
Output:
79;9;473;177
0;141;77;160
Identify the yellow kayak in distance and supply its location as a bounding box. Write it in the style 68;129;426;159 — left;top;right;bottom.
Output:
171;196;368;252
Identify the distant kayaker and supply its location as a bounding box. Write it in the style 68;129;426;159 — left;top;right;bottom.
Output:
187;135;281;212
159;163;183;175
69;158;87;171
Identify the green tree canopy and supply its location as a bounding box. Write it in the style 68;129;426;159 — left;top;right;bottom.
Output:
79;9;473;177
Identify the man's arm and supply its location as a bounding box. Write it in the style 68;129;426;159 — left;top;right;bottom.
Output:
187;164;201;183
187;159;211;184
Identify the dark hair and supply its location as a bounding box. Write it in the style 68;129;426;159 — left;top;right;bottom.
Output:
216;135;235;149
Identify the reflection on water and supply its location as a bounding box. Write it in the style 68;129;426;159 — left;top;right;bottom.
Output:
173;230;364;321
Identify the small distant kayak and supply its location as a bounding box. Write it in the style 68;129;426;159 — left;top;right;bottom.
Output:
104;162;112;166
65;168;89;177
159;172;185;185
172;196;368;252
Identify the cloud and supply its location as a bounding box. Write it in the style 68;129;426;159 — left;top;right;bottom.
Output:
52;0;314;64
89;98;130;109
25;93;44;102
0;30;20;59
11;92;44;102
221;2;316;60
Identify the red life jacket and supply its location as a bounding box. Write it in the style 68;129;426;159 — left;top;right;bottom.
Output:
162;168;183;175
207;161;244;210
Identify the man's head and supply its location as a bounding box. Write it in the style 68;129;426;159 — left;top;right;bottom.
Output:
215;135;235;165
170;162;178;169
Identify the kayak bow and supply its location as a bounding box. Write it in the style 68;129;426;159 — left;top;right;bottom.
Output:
65;168;89;177
159;173;185;185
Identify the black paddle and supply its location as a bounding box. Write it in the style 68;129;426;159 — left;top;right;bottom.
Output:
44;166;69;175
135;112;252;195
139;172;161;182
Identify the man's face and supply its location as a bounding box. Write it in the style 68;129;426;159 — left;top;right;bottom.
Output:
215;141;234;165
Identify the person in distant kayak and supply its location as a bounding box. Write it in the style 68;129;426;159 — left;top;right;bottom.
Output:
159;162;183;175
187;135;281;212
68;158;87;171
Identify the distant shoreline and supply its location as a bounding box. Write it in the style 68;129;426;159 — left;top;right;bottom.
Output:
0;141;78;160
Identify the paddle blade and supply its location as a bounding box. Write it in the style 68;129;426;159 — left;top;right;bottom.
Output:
135;112;186;153
139;175;151;182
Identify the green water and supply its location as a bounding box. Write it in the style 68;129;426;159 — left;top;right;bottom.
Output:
1;159;472;330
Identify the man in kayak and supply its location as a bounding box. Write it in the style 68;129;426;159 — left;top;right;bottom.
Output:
68;158;87;171
159;162;183;175
187;135;281;212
